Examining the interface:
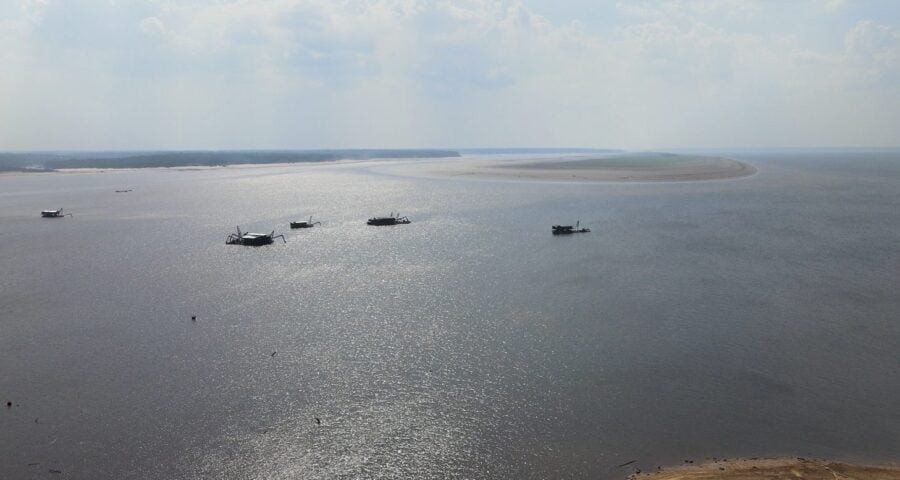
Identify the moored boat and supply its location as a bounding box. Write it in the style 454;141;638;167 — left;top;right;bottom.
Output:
41;208;72;218
367;212;411;226
290;216;321;229
226;226;286;246
552;220;590;234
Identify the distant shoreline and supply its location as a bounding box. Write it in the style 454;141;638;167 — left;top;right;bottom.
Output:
0;162;300;177
631;457;900;480
0;158;389;177
0;149;461;173
0;150;759;183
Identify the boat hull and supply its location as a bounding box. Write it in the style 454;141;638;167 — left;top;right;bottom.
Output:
552;225;590;234
367;217;411;226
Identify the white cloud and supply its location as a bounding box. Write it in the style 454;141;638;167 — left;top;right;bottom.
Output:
139;16;166;36
824;0;849;12
845;19;900;67
0;0;899;149
790;19;900;88
616;0;760;23
21;0;50;24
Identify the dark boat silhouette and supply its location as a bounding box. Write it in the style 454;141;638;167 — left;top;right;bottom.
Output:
367;212;411;226
226;226;286;246
290;216;321;229
41;208;72;218
552;220;590;234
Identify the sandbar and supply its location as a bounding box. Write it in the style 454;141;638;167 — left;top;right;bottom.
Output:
416;152;756;183
630;457;900;480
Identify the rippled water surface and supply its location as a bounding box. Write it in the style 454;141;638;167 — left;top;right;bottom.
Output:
1;151;899;479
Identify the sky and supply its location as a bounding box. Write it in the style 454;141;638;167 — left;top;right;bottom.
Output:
1;0;899;150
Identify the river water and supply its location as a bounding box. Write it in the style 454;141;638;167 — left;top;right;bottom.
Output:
1;150;898;479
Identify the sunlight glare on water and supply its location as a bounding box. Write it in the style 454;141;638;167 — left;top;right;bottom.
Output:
1;152;899;479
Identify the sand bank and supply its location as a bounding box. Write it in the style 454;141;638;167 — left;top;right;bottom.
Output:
630;458;900;480
416;152;756;183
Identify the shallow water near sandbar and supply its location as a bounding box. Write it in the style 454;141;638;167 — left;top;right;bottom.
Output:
1;150;899;479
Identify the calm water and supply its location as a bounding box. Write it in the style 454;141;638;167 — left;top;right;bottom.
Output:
1;151;899;479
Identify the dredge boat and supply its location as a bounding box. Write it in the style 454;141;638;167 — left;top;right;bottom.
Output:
290;216;321;229
552;220;590;235
226;226;286;246
367;212;411;226
41;208;72;218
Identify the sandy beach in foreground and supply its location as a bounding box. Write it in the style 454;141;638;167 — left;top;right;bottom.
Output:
629;458;900;480
416;153;757;183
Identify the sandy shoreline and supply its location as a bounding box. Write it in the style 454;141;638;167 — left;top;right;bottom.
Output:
628;457;900;480
414;153;757;183
1;153;757;183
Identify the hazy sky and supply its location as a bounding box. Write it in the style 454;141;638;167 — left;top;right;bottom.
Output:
1;0;899;150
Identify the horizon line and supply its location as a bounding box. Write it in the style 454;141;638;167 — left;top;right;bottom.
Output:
2;146;900;154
